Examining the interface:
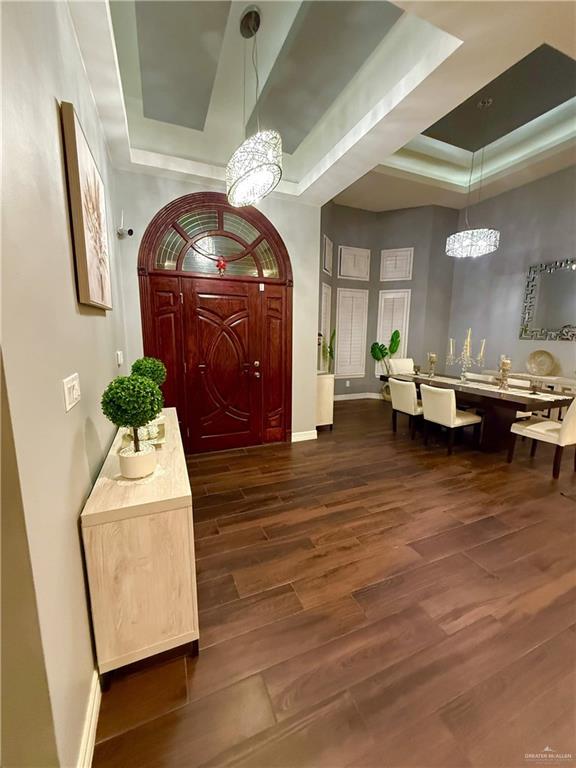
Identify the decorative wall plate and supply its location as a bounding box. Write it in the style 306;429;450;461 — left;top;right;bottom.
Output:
526;349;555;376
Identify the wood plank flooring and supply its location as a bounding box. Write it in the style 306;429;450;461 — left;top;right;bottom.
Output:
93;400;576;768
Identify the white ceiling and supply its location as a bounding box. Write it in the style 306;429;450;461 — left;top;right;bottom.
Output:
69;0;576;210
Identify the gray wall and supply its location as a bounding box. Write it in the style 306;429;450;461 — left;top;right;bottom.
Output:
3;3;129;764
320;203;457;395
448;166;576;375
2;361;59;768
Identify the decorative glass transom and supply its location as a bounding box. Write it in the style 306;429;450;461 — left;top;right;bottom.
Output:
154;206;280;279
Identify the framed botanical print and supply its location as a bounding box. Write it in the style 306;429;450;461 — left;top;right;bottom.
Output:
61;101;112;309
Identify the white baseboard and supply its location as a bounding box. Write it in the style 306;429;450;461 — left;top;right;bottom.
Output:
334;393;382;401
77;671;101;768
292;430;318;442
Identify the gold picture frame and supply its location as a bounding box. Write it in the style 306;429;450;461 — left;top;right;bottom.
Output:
61;101;112;310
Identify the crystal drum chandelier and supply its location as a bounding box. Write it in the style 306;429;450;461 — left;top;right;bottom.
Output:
226;129;282;207
226;8;282;207
446;227;500;259
446;98;500;259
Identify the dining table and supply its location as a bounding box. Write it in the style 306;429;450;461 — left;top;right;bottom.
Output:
380;373;574;452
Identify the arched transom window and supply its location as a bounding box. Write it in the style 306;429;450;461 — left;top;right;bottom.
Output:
147;196;289;282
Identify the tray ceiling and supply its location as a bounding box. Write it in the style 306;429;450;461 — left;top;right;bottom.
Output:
73;1;576;208
113;0;403;156
424;44;576;152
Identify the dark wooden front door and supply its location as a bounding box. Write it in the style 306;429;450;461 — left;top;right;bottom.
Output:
183;278;262;452
145;275;291;452
139;192;292;453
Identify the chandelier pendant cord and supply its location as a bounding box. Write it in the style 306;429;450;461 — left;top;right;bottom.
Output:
444;96;499;258
463;151;474;231
478;145;486;207
475;99;490;211
226;7;283;207
252;20;261;133
464;98;492;231
242;40;246;139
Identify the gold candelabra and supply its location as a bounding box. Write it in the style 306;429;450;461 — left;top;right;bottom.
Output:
446;328;486;380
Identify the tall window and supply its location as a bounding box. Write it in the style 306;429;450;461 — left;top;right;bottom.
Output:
335;288;369;378
375;289;411;375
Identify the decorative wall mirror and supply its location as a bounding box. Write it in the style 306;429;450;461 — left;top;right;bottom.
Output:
519;259;576;340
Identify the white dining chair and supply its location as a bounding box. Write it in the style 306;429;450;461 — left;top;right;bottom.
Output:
388;358;414;375
420;384;482;455
507;397;576;479
507;379;534;420
389;378;423;439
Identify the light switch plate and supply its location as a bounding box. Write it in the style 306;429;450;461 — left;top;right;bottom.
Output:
116;350;124;367
63;373;81;412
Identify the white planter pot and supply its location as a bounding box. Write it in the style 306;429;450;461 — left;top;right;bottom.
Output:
118;443;156;479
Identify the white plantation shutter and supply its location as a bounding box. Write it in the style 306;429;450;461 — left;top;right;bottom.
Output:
335;288;369;377
375;289;411;376
338;246;371;281
322;235;333;275
380;248;413;281
320;283;332;372
320;283;331;341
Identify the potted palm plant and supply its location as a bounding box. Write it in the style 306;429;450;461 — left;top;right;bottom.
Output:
370;330;401;374
371;330;401;402
321;329;336;374
101;375;164;479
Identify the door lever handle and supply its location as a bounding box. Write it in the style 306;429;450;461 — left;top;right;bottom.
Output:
254;372;261;378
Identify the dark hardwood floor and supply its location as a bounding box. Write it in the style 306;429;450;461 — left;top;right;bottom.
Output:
93;400;576;768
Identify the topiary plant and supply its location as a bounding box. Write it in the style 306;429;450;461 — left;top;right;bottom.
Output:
131;356;167;386
101;375;163;452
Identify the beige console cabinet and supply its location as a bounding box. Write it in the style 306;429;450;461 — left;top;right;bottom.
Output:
316;373;335;429
81;408;198;674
